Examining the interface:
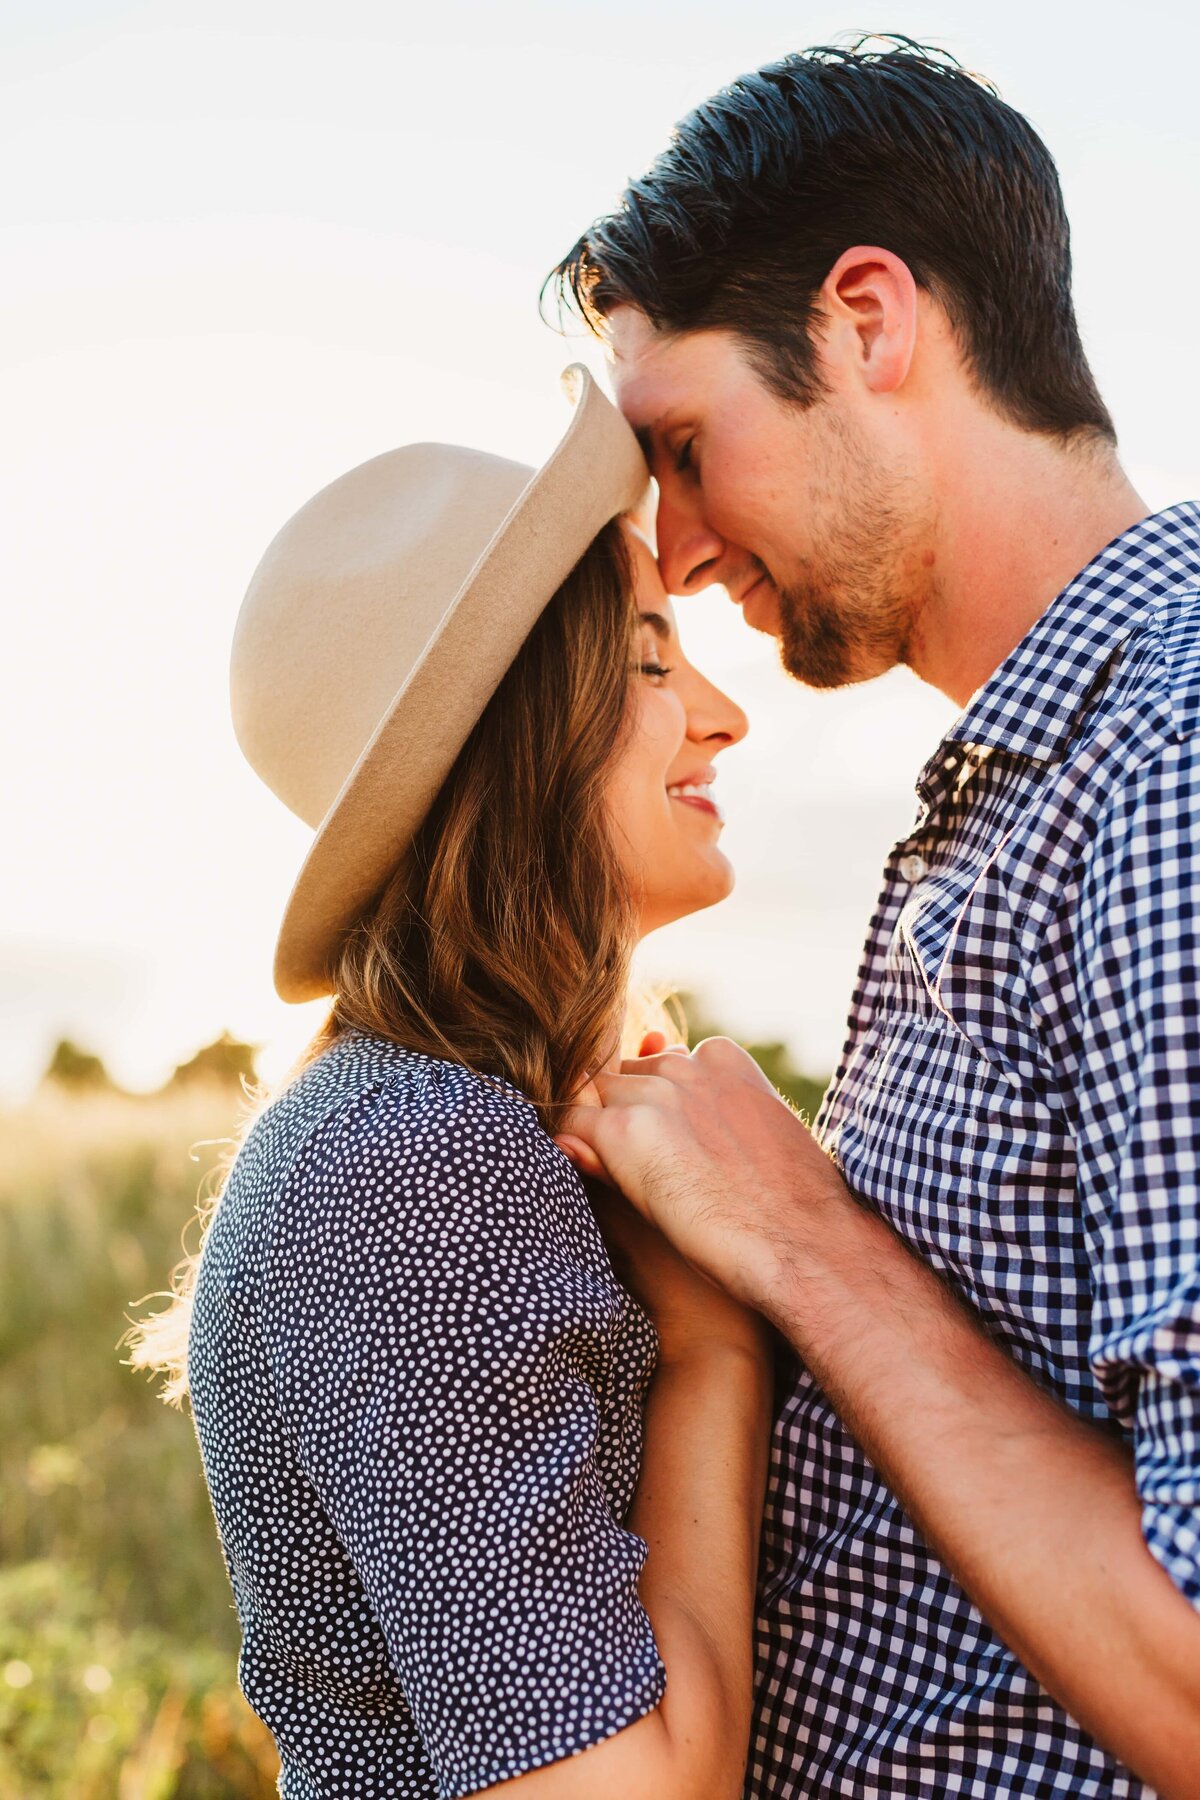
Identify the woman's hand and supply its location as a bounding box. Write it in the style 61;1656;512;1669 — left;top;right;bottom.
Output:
586;1179;770;1366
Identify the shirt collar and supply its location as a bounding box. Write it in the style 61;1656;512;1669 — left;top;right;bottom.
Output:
940;501;1200;767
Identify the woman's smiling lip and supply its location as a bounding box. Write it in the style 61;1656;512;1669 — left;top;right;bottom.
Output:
667;770;724;823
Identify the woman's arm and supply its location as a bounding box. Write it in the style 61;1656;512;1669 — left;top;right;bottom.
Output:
480;1192;775;1800
263;1069;773;1800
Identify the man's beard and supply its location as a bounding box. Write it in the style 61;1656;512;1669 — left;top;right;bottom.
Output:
777;562;916;689
773;454;933;691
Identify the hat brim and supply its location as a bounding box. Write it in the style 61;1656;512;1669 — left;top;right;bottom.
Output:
272;366;648;1002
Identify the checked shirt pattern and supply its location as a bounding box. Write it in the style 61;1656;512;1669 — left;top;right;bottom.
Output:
747;504;1200;1799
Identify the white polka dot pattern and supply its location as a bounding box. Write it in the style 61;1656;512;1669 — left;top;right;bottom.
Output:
188;1029;665;1797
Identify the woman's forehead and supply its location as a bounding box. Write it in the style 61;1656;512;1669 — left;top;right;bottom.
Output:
625;526;673;613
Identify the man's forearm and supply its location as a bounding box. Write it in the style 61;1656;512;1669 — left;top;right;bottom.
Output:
760;1184;1200;1798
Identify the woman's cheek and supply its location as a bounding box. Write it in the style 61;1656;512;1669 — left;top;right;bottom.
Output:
647;686;687;760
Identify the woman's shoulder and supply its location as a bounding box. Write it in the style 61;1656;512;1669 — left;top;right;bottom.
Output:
280;1027;552;1159
259;1029;587;1248
245;1033;629;1358
195;1029;640;1366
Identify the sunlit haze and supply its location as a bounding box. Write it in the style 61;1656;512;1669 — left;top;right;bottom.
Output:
4;0;1198;1098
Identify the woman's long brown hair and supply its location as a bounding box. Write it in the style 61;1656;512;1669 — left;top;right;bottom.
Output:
127;519;640;1402
325;516;637;1116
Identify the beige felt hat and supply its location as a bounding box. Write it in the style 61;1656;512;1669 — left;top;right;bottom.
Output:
230;365;648;1003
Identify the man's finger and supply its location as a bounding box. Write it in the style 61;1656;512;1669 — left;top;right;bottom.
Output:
557;1103;609;1147
593;1070;681;1106
555;1104;619;1184
691;1036;777;1083
553;1133;611;1183
617;1050;695;1082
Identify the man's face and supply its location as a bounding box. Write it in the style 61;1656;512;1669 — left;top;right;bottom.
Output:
608;305;935;689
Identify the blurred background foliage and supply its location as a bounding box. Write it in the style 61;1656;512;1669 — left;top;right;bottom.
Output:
0;1044;276;1798
0;1015;826;1797
679;995;829;1123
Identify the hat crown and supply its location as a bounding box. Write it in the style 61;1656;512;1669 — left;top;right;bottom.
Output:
229;364;650;1003
230;443;533;827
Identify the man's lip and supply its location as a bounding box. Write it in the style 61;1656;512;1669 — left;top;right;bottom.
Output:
735;573;765;606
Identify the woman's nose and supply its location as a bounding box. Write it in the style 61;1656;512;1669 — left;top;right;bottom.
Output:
688;677;749;751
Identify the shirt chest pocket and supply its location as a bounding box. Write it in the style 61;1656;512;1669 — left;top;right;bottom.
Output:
830;854;1076;1302
894;839;1057;1092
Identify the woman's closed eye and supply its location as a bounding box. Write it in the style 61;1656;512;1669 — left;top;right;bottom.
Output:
673;437;695;475
637;619;675;682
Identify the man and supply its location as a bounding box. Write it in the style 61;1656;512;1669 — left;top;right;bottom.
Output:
548;38;1200;1800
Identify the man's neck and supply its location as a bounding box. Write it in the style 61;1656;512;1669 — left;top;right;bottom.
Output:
909;413;1148;708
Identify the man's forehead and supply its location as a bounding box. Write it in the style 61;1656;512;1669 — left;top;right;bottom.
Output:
607;309;689;433
607;303;660;365
607;307;740;435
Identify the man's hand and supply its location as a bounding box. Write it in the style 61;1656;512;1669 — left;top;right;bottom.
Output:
565;1037;1200;1797
558;1037;848;1316
586;1178;771;1367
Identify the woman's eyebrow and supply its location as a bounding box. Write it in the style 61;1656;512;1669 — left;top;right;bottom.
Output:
638;610;673;640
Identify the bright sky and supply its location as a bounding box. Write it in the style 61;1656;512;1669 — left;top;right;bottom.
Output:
3;0;1198;1098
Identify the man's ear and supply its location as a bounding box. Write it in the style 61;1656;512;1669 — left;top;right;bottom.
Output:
818;246;918;395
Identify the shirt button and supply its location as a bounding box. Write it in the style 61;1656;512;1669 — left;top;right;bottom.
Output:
899;853;928;883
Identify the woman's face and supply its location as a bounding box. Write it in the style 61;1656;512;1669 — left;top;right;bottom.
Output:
606;524;749;937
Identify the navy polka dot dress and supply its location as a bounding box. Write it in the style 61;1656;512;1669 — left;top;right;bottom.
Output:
187;1029;665;1797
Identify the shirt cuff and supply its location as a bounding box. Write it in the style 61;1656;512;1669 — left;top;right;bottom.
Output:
1143;1498;1200;1609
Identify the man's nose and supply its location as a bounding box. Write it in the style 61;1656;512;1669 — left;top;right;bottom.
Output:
655;487;730;596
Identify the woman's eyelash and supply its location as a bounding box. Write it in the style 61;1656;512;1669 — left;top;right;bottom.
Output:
673;439;694;474
639;660;674;679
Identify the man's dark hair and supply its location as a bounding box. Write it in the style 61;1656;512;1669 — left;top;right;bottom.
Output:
546;37;1114;443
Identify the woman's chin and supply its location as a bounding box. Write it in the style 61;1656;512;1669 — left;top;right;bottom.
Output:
634;856;736;938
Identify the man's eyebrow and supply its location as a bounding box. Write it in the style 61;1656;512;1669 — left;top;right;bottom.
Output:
638;609;673;641
632;412;673;462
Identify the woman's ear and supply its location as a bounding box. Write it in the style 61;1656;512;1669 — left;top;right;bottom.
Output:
818;246;919;395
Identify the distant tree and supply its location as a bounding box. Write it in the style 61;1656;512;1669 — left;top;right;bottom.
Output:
166;1030;259;1092
42;1038;113;1091
677;995;829;1124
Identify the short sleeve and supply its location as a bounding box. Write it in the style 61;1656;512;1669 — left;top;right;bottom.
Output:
260;1066;665;1797
1068;737;1200;1606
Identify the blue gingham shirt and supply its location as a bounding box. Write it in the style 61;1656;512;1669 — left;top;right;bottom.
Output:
749;503;1200;1798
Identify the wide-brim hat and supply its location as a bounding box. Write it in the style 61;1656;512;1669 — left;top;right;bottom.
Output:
230;365;649;1002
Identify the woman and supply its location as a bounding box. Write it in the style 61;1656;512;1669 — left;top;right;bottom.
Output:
130;368;772;1798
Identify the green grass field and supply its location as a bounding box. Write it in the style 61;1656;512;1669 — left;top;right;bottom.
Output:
0;1031;826;1798
0;1082;278;1800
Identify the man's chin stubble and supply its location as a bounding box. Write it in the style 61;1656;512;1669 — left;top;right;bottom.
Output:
777;584;916;690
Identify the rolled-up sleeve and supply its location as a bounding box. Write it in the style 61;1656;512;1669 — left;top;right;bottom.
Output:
260;1069;665;1797
1070;736;1200;1606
